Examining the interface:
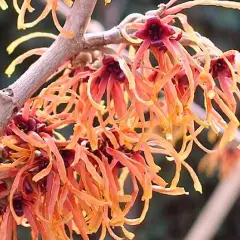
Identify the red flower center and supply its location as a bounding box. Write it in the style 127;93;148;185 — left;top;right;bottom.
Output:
13;114;37;133
60;149;75;168
210;54;235;78
136;17;175;45
23;178;33;194
4;113;53;136
13;195;23;217
102;56;126;82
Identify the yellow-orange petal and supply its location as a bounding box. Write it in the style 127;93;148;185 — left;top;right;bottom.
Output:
7;32;56;54
0;0;8;10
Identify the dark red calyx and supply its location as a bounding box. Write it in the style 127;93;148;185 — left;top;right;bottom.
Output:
210;54;235;78
147;69;159;83
13;114;37;133
1;147;12;159
13;195;24;217
23;178;33;194
136;17;175;45
102;56;126;82
4;126;14;136
4;113;53;136
38;158;49;172
77;137;88;145
29;156;49;175
173;71;190;97
0;182;7;192
36;123;52;135
0;203;7;216
60;149;75;168
39;178;47;193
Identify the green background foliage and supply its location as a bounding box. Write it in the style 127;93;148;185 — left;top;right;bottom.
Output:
1;1;240;239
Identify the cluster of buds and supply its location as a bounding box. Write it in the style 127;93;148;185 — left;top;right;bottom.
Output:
2;0;240;239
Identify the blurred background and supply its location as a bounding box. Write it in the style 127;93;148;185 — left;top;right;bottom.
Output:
1;0;240;239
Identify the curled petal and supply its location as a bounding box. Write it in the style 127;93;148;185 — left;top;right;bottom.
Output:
7;32;56;54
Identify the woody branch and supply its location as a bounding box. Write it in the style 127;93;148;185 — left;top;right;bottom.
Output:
0;0;97;134
0;2;214;135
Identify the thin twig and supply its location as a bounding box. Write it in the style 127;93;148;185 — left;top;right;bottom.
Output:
99;0;129;28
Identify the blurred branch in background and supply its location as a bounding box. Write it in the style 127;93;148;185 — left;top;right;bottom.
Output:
98;0;129;28
185;161;240;240
185;102;240;240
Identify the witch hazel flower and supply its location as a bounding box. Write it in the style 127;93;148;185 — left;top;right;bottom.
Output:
3;0;240;239
0;109;188;240
129;15;196;105
68;128;188;239
210;52;238;111
135;17;176;46
25;53;155;149
195;51;240;148
125;12;240;151
0;87;191;240
85;55;129;119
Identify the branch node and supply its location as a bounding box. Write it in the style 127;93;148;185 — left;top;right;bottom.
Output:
146;4;166;17
2;88;14;98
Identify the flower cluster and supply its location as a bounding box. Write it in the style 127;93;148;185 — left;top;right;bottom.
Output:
0;110;188;239
2;0;240;239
